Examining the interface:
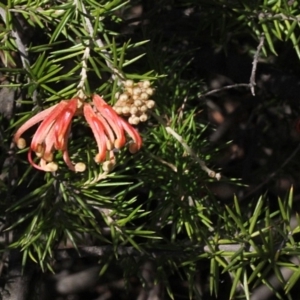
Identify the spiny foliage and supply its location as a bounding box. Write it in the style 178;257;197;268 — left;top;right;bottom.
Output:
1;1;300;299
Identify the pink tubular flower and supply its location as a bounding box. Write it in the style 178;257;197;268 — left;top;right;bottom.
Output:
83;94;142;163
14;95;142;172
14;98;85;172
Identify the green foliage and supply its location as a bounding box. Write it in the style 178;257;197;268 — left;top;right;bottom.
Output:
1;0;300;299
167;0;300;58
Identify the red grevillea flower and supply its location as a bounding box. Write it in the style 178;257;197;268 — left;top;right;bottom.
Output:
14;95;142;172
83;94;142;163
14;98;85;172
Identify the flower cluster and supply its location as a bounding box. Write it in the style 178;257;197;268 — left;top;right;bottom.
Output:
14;95;142;172
113;80;155;125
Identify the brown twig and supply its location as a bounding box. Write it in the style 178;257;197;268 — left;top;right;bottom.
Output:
199;34;265;99
250;34;265;96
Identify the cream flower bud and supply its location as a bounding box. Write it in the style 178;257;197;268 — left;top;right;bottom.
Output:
133;87;142;95
129;116;140;125
142;80;151;89
134;99;143;107
146;100;155;109
130;106;138;115
139;113;148;122
146;88;154;96
16;138;26;149
124;80;134;88
114;106;123;115
122;106;130;115
139;105;148;112
45;162;58;172
126;87;133;95
75;162;86;172
102;160;115;172
119;93;129;102
140;92;149;100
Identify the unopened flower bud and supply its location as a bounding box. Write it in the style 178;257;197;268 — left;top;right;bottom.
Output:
126;87;133;95
128;116;140;125
102;160;115;172
146;88;154;96
124;80;134;88
139;114;148;122
119;93;129;102
142;80;151;89
130;106;138;115
146;100;155;109
133;87;142;95
114;106;123;115
134;99;143;107
16;138;26;149
140;92;149;100
140;105;148;112
75;162;86;172
45;162;58;172
122;106;130;115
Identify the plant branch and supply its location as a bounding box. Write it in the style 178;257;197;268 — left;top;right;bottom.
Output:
151;112;221;180
258;11;300;22
76;46;90;99
199;34;265;98
250;34;265;95
81;3;124;83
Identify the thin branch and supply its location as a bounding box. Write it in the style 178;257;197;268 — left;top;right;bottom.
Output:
81;3;124;84
199;83;250;98
76;46;90;99
258;11;300;22
199;35;265;98
250;34;265;96
150;112;221;180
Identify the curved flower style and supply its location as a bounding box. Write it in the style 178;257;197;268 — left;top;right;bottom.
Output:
14;98;83;172
14;95;142;172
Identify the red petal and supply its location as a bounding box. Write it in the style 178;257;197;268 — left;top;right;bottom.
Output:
31;101;69;151
14;104;58;145
43;125;56;161
83;103;107;163
119;117;142;150
92;94;126;148
54;98;78;150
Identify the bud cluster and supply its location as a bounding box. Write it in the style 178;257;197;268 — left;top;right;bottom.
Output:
113;80;155;125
